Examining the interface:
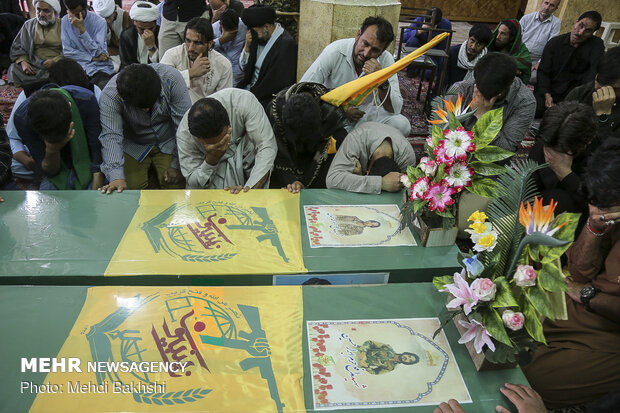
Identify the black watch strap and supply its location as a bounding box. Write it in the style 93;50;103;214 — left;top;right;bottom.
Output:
580;286;599;311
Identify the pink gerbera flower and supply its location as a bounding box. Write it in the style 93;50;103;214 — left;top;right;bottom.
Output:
458;319;496;353
426;136;436;149
423;182;455;212
443;127;475;161
418;156;437;175
433;141;455;166
411;176;430;200
444;162;474;190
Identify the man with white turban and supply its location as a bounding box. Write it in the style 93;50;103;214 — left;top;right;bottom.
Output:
119;1;161;69
92;0;131;72
8;0;63;87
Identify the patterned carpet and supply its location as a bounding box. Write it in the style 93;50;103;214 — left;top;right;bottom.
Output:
0;85;22;125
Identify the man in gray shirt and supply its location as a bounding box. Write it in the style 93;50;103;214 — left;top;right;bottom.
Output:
99;63;191;193
452;53;536;153
176;88;277;193
326;122;415;194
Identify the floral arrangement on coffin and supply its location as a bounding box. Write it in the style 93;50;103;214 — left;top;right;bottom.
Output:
432;160;580;365
400;94;515;230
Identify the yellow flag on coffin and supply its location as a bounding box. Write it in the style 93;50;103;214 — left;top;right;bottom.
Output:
104;189;307;276
320;32;450;109
30;286;305;413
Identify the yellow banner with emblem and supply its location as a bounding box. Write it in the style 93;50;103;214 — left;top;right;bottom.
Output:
30;285;305;413
104;190;307;276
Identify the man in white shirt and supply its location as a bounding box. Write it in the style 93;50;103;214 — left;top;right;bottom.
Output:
519;0;561;84
161;17;233;103
301;16;411;137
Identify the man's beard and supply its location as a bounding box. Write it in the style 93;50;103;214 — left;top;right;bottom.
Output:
257;28;270;45
37;15;55;26
494;39;507;50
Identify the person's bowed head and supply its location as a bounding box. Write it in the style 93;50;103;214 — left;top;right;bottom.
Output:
99;64;184;194
187;98;247;194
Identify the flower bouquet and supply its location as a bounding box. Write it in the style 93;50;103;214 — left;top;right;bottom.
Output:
432;160;580;367
400;95;514;241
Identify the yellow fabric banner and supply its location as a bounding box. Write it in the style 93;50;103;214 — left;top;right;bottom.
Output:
104;190;307;276
321;32;450;109
30;286;305;413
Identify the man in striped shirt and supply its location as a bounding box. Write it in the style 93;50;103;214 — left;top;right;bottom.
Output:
98;63;191;193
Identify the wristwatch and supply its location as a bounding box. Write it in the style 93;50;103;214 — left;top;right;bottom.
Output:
378;81;390;91
598;114;609;123
580;286;599;311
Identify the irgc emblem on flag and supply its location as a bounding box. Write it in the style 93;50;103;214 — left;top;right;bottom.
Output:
105;191;307;275
29;286;305;412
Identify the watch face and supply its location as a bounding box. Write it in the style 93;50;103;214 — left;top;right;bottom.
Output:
581;286;596;299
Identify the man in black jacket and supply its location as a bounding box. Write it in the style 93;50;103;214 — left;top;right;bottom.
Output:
239;4;297;108
119;1;160;70
534;10;605;117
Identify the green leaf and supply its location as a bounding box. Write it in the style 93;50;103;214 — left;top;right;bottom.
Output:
539;212;580;263
474;145;515;163
492;277;519;308
467;175;498;198
432;125;444;147
520;295;546;344
480;307;512;346
485;159;545;288
471;107;504;150
413;198;427;215
448;113;461;130
526;283;554;319
441;216;456;230
480;251;501;279
435;208;455;219
485;341;516;364
433;275;454;290
469;161;508;176
551;212;581;242
408;165;424;181
433;307;463;339
538;261;567;293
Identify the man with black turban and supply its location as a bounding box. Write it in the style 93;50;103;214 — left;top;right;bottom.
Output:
239;4;297;107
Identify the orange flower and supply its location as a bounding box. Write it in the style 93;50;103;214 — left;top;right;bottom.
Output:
519;197;566;236
428;94;471;126
429;105;448;125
